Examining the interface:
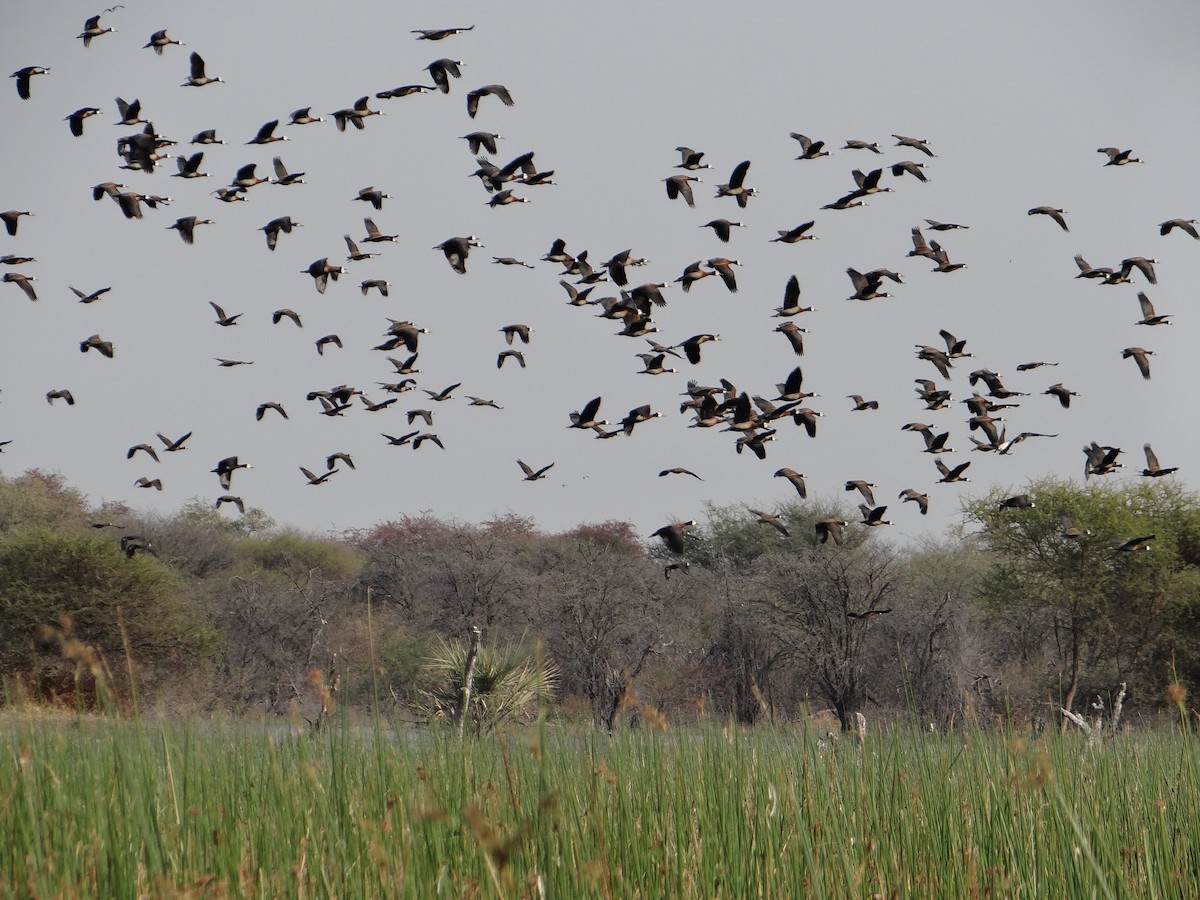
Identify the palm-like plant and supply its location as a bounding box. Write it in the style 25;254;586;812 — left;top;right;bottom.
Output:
419;636;558;734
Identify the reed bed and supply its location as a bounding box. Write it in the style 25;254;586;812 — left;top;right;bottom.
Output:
1;712;1197;898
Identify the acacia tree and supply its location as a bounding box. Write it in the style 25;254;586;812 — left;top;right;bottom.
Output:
752;542;899;730
964;477;1200;720
203;531;362;713
666;501;886;729
538;523;686;728
0;528;215;705
884;536;989;725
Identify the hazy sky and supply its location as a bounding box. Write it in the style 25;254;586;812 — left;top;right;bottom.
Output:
3;1;1199;544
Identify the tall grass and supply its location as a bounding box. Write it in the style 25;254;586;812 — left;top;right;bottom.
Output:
1;712;1197;897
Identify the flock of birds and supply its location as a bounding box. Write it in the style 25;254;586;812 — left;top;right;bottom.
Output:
2;9;1193;558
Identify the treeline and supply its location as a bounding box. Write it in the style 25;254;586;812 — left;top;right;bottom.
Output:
1;469;1197;730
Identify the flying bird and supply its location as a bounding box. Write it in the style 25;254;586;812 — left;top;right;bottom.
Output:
256;402;287;420
1159;218;1198;239
845;481;876;506
300;466;337;485
46;389;75;406
651;520;695;554
935;459;971;483
1;210;33;237
215;495;245;515
1121;347;1154;380
815;519;848;545
78;14;117;47
749;509;790;536
773;468;806;497
261;216;300;251
999;494;1035;511
898;489;929;515
272;308;302;327
167;216;213;244
413;25;475;40
66;284;108;307
80;334;114;358
1059;509;1089;539
790;133;829;160
893;134;935;156
568;396;605;429
182;52;222;87
466;84;514;118
3;273;38;301
1134;292;1171;326
858;505;893;527
771;221;817;244
426;59;463;93
1027;206;1069;231
144;29;184;55
11;66;50;100
659;467;703;481
434;236;482;273
703;219;744;242
157;431;192;452
775;322;807;356
715;160;756;207
517;460;554;481
1098;147;1142;166
303;258;347;293
664;174;700;208
1141;444;1178;477
66;106;101;137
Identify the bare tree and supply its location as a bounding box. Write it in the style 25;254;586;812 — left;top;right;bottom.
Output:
754;545;898;731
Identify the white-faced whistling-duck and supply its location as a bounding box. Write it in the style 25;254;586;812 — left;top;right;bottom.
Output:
1027;206;1069;231
1159;219;1198;239
771;221;817;243
144;30;184;55
209;301;240;326
1121;347;1154;380
517;460;554;481
893;134;935;157
78;14;116;47
182;52;222;87
466;84;514;118
1142;444;1179;477
11;67;50;100
70;285;111;303
664;174;700;208
426;59;463;93
790;133;829;160
260;216;300;251
651;520;695;554
66;107;101;136
1098;147;1142;166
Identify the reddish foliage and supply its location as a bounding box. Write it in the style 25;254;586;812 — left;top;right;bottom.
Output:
559;520;645;557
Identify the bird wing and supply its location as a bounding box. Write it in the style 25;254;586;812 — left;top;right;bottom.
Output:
1144;443;1160;470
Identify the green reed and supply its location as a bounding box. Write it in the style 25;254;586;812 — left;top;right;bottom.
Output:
1;712;1196;898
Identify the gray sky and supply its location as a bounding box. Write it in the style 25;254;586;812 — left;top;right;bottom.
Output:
3;1;1199;543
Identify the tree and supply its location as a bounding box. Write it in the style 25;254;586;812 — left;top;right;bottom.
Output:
0;528;215;706
964;477;1200;720
201;531;362;712
752;543;899;730
538;527;683;729
0;470;91;534
885;536;989;725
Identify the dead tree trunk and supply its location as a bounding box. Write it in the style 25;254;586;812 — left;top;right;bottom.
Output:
458;626;482;742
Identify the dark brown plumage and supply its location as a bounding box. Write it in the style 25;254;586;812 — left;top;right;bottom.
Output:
651;520;695;554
